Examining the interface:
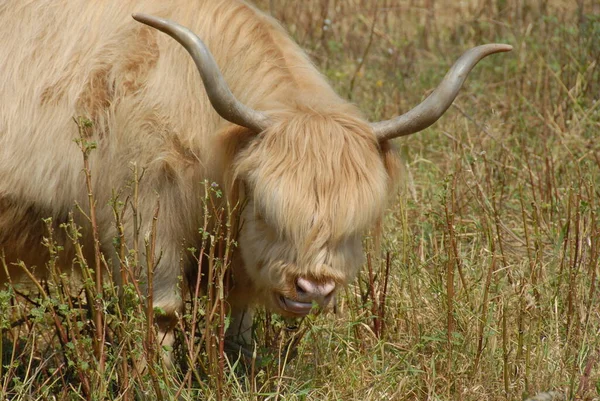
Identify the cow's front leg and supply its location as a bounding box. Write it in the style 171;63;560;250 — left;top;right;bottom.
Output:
152;260;185;367
105;226;187;369
224;262;257;361
228;306;254;345
225;306;256;361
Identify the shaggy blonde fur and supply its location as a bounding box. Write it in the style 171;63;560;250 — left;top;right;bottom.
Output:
0;0;399;339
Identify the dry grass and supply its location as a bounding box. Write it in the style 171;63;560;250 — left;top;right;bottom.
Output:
1;0;599;400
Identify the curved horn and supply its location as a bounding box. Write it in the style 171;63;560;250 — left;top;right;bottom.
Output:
371;44;512;141
132;13;270;133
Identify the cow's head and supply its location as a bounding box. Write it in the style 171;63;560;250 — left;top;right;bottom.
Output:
133;14;511;317
231;103;393;316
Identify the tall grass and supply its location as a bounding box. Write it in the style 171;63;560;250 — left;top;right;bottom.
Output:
1;0;599;399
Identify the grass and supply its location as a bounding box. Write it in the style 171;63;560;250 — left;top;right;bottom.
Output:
1;0;599;400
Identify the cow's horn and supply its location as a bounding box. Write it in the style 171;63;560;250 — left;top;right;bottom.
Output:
132;13;271;133
371;44;512;141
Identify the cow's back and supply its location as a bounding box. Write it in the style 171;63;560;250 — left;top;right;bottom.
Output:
0;1;207;205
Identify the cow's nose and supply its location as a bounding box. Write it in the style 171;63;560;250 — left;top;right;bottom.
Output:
295;277;336;304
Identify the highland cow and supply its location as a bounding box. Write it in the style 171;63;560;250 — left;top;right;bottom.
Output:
0;0;510;351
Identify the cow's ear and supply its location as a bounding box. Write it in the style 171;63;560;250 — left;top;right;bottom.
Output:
217;124;256;162
379;139;403;194
215;124;257;192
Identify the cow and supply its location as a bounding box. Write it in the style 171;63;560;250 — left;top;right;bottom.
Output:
0;0;511;354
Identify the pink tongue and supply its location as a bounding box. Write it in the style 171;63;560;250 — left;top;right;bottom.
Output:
282;297;314;315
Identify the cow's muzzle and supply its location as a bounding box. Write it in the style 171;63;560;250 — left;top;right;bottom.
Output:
276;278;336;316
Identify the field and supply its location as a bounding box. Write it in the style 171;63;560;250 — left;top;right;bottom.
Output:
1;0;599;400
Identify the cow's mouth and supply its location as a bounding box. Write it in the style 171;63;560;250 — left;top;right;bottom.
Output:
277;295;316;316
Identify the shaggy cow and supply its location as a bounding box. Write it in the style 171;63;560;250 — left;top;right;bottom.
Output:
0;0;510;349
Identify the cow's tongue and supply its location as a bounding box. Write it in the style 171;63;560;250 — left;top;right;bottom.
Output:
279;296;314;315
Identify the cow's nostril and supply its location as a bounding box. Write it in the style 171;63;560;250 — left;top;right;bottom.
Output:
320;281;336;298
296;277;336;298
295;283;306;294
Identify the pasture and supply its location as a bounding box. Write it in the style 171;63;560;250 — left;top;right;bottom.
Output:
1;0;599;400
